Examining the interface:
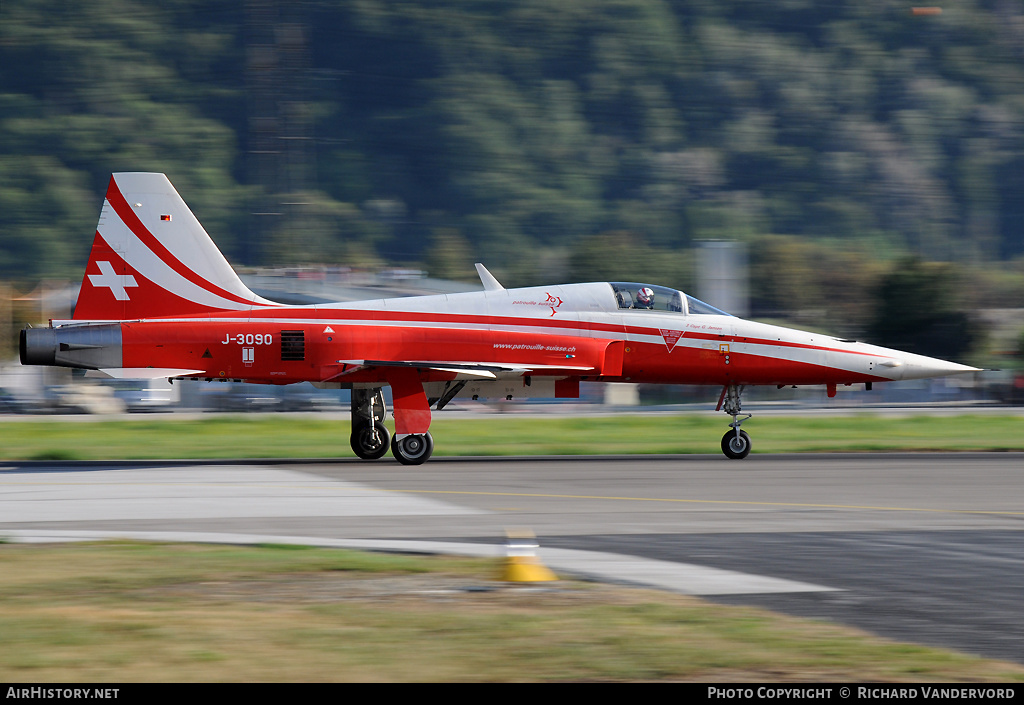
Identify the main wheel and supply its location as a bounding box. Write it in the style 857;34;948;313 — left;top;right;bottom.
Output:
721;429;751;460
350;420;391;460
391;432;434;465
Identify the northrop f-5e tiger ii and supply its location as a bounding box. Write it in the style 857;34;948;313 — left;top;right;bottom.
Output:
20;173;979;463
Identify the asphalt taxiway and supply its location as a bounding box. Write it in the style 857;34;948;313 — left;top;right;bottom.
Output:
2;453;1023;662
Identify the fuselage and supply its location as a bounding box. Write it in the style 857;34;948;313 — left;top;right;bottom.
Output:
32;280;974;397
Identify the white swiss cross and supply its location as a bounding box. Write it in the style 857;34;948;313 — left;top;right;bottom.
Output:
88;261;138;301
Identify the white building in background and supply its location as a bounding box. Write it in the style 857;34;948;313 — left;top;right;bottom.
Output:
697;240;748;318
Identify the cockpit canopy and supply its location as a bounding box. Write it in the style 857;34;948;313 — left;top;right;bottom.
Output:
609;282;731;316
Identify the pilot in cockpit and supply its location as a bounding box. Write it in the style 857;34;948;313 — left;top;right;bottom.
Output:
636;287;655;309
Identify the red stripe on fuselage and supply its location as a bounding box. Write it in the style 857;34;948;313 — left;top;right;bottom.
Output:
244;305;628;335
119;320;614;383
142;307;886;360
619;344;888;385
118;316;890;388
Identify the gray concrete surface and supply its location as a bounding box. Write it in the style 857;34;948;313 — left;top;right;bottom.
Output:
2;454;1023;661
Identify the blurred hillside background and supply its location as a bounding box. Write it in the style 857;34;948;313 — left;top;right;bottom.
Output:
4;0;1024;373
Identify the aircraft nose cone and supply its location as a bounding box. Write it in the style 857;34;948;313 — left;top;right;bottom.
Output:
897;354;980;380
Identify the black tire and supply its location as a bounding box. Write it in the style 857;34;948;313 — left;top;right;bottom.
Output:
721;429;751;460
391;432;434;465
350;420;391;460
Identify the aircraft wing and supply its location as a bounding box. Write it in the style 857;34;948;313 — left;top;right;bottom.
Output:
323;359;598;383
86;368;205;380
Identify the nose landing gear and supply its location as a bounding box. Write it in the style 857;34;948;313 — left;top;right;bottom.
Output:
721;428;751;459
718;384;752;459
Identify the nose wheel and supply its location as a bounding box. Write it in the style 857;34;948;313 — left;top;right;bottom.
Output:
721;429;751;459
718;384;752;460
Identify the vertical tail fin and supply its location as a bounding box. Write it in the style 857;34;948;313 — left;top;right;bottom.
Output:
73;173;278;320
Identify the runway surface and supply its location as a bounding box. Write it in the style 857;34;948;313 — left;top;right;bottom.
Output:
2;453;1023;663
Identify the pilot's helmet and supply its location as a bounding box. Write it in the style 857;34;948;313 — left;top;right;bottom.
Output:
637;287;655;307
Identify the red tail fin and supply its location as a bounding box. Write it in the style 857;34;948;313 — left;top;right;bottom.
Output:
74;173;278;320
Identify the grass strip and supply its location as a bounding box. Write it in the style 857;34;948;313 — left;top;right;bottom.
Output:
0;414;1022;461
1;541;1022;682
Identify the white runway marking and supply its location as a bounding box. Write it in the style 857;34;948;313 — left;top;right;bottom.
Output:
0;466;485;521
0;530;837;596
0;465;837;596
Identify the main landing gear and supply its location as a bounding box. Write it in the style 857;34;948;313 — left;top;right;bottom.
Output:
391;432;434;465
350;388;390;460
719;384;752;460
349;387;434;465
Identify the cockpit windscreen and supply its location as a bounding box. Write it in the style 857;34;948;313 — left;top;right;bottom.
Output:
609;282;731;316
685;295;732;316
610;283;683;312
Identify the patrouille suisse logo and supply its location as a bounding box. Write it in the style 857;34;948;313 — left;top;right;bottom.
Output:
660;329;684;352
544;292;563;316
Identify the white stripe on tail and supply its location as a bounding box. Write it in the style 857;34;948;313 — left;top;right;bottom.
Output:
74;173;279;321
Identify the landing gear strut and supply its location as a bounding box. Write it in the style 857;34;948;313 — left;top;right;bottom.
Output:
350;383;435;465
719;384;752;460
350;388;390;460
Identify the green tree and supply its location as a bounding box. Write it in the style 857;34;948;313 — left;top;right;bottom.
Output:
425;228;475;281
865;259;979;362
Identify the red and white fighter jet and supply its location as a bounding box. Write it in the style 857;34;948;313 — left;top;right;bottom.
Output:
21;173;978;463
